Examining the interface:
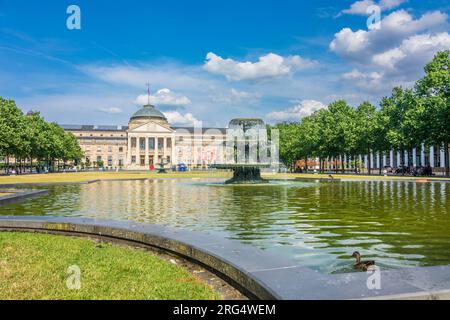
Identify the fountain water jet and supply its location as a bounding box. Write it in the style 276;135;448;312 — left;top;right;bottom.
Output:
213;118;277;184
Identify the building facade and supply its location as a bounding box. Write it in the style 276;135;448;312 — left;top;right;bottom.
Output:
63;103;227;170
295;145;449;175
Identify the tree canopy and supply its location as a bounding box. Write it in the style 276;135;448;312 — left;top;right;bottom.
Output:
0;98;83;172
276;51;450;175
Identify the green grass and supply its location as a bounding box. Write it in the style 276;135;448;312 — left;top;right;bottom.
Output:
0;193;12;197
0;171;230;185
0;171;447;186
0;232;220;300
273;173;449;181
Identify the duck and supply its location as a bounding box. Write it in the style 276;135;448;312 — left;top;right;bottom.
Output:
351;251;375;271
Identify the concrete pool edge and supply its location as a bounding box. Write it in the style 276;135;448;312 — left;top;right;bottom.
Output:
0;217;449;300
0;189;49;205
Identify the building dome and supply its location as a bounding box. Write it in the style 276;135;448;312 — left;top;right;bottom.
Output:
130;104;167;121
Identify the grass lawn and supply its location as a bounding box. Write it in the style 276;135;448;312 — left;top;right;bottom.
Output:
0;171;230;185
272;173;449;181
0;171;448;186
0;193;12;197
0;232;220;300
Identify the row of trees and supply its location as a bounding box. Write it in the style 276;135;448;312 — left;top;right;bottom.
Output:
276;51;450;175
0;98;83;173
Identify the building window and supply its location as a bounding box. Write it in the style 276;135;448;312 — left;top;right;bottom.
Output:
97;156;102;162
149;138;155;150
108;156;113;166
119;147;123;153
139;137;146;151
97;147;102;152
158;137;164;149
131;156;136;164
131;138;137;148
108;146;113;153
166;138;172;148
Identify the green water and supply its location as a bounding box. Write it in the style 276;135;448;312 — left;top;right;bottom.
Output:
1;178;450;274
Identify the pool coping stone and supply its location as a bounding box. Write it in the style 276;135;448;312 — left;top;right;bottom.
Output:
0;216;449;300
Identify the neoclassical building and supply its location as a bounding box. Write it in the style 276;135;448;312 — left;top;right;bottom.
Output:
62;103;227;169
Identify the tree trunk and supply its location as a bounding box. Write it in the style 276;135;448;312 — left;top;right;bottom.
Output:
445;141;449;177
368;150;371;175
379;152;382;175
400;148;405;175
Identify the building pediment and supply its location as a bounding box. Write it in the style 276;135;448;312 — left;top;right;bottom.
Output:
128;121;174;133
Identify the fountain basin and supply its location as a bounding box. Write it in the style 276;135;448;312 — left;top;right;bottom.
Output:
212;164;270;184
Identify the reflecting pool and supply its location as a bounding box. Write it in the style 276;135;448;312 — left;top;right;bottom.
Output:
1;178;450;274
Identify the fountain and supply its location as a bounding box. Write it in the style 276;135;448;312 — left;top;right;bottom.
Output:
157;156;170;173
213;118;278;184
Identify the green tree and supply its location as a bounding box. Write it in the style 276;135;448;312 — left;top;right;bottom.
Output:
381;87;424;173
0;98;27;172
355;102;377;174
324;100;358;173
416;50;450;175
276;122;302;171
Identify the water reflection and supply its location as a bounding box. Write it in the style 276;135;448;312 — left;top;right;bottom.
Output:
1;179;449;274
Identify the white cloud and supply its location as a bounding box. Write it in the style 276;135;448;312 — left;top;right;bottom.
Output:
341;0;376;16
266;100;326;122
163;111;200;126
80;63;217;92
373;32;450;69
230;88;257;100
330;10;448;61
331;9;449;95
340;32;450;91
340;0;407;16
134;88;191;106
98;107;123;114
380;0;407;10
204;52;317;81
342;69;384;92
210;88;261;103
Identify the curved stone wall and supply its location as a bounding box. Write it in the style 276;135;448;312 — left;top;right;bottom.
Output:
0;216;449;300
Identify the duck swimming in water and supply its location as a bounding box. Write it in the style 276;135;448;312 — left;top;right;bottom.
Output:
351;251;375;271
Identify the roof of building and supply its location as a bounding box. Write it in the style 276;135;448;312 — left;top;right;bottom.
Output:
172;127;227;134
61;124;129;131
130;104;167;121
61;124;227;134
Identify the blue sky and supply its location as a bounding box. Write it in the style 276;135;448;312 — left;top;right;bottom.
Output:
0;0;449;126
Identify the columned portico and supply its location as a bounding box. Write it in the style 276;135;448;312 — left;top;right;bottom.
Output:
126;103;175;170
145;137;149;166
155;135;159;164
